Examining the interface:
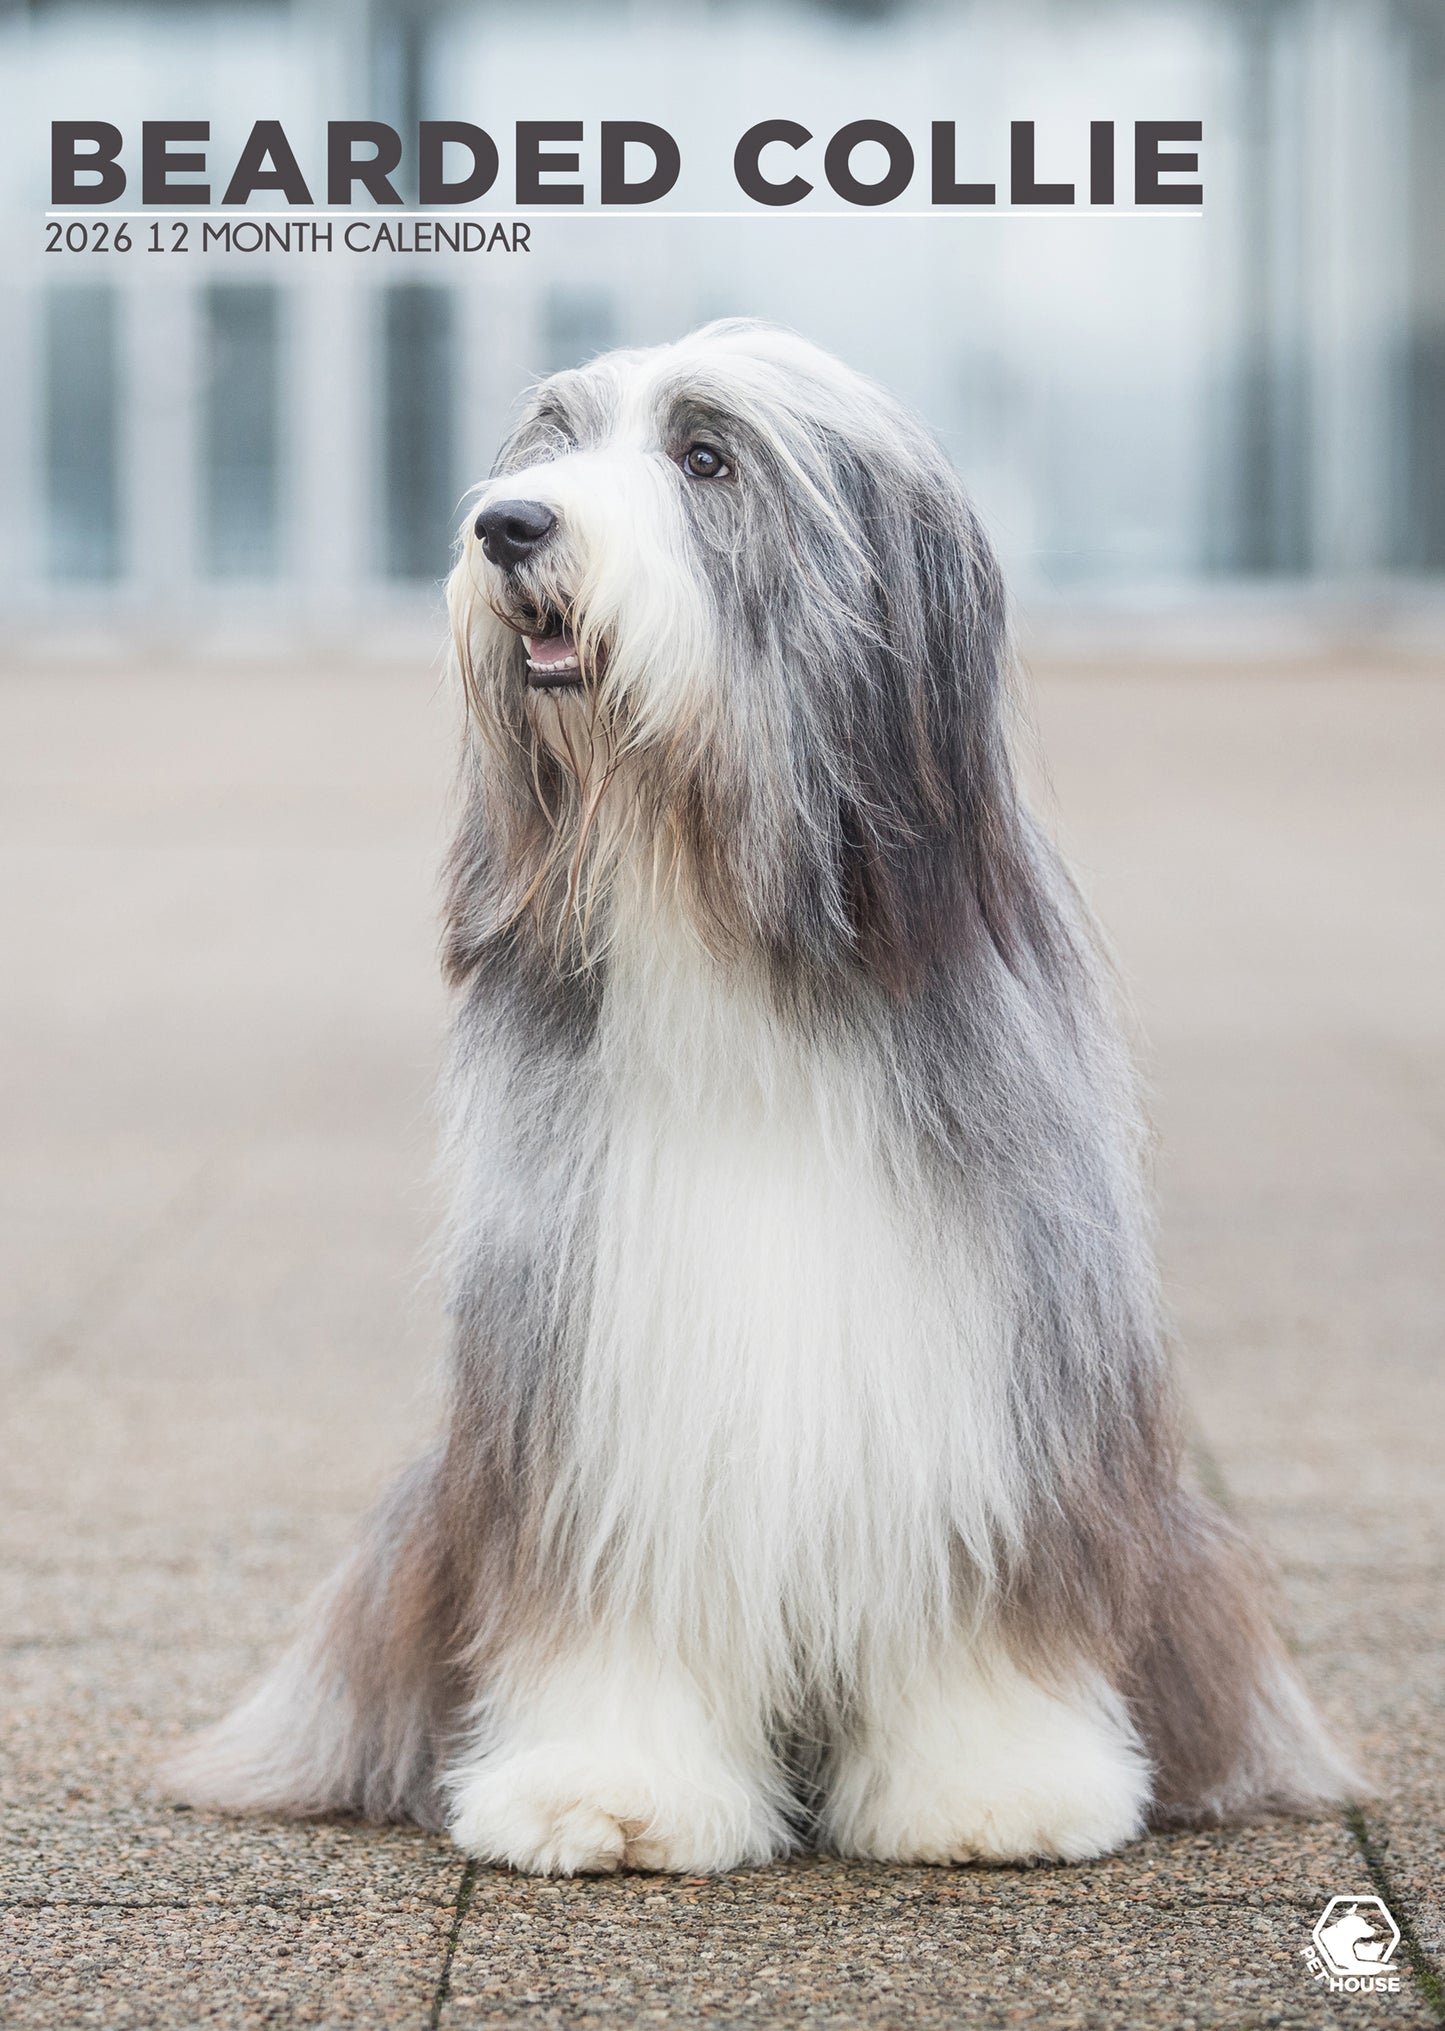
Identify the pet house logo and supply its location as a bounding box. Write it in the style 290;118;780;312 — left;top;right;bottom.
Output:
1303;1896;1402;1993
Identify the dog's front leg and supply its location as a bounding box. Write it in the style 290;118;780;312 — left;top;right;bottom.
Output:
823;1633;1152;1866
445;1624;793;1875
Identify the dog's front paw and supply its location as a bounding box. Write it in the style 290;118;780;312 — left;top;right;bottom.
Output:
826;1659;1151;1866
449;1757;629;1874
831;1760;1147;1865
447;1748;787;1876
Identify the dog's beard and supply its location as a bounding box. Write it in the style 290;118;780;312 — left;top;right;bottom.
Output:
451;575;678;969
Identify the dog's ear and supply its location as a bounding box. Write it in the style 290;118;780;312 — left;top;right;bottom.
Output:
831;452;1039;999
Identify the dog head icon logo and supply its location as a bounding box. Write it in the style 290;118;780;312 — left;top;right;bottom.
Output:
1306;1897;1402;1991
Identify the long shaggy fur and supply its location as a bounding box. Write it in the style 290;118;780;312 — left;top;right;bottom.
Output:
166;322;1354;1866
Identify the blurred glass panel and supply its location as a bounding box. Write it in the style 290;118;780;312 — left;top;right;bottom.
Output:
1402;0;1445;570
382;284;455;580
44;285;119;581
1219;0;1312;576
542;289;618;374
203;284;281;578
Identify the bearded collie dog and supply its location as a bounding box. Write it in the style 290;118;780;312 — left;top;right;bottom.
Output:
167;321;1351;1873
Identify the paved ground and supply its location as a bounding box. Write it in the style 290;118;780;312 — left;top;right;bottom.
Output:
1;655;1441;2029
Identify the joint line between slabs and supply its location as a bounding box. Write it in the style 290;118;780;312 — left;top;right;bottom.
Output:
1344;1804;1445;2024
429;1858;479;2030
1186;1435;1445;2020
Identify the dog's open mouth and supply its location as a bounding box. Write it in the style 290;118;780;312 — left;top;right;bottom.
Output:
516;600;587;690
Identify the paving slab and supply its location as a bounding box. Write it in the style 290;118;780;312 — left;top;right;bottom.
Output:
440;1855;1423;2030
2;1900;455;2030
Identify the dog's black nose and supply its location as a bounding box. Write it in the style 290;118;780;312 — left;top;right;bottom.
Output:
474;499;557;571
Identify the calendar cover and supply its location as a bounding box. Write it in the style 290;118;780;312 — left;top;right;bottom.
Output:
3;4;1441;2026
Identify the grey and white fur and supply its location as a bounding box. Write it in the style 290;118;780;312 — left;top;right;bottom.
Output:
167;322;1354;1872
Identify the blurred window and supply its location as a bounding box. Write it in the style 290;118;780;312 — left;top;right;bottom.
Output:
43;285;119;581
203;284;282;578
382;284;455;580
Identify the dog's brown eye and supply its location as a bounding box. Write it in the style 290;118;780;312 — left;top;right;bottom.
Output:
681;443;729;480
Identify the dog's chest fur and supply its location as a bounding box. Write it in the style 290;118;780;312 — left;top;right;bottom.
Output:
544;900;1014;1673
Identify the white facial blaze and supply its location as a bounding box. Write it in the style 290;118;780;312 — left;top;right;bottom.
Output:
458;429;719;754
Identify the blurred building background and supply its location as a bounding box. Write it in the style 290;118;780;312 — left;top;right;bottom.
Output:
1;0;1443;654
